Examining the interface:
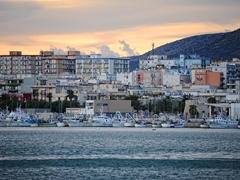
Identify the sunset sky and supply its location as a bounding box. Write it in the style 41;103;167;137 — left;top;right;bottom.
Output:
0;0;240;57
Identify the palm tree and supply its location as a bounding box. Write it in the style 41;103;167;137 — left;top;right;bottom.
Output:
46;92;52;111
66;90;75;115
162;96;172;112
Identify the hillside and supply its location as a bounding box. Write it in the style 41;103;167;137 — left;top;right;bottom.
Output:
141;28;240;60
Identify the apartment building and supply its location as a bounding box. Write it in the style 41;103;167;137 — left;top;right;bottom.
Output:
139;55;174;70
0;51;41;75
194;70;224;88
76;54;130;80
206;62;240;89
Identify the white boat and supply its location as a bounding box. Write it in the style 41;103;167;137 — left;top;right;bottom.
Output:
152;121;162;128
161;122;174;128
200;123;209;128
7;119;31;127
134;120;148;128
90;111;113;127
56;122;66;127
238;125;240;129
65;119;85;127
206;115;238;129
31;123;39;127
124;113;135;127
160;112;174;128
112;111;125;127
174;114;186;128
83;120;92;127
150;114;163;128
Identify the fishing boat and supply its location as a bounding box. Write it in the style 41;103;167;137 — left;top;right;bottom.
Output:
174;114;186;128
160;112;174;128
38;119;56;127
112;111;125;127
124;113;135;127
89;111;112;127
64;114;86;127
206;114;238;129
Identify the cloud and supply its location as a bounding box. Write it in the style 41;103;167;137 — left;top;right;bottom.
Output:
96;45;120;58
49;45;80;55
119;40;139;56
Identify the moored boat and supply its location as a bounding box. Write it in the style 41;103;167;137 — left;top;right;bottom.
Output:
112;111;125;127
206;115;238;129
39;120;57;127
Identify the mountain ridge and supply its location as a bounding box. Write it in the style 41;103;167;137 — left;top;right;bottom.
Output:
140;28;240;60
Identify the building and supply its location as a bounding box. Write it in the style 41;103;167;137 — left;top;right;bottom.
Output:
76;54;130;80
194;70;224;88
139;55;174;70
206;62;240;89
85;100;132;115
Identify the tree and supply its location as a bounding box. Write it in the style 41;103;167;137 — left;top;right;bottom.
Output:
124;95;144;112
189;105;199;118
66;90;78;114
162;96;172;112
46;92;52;111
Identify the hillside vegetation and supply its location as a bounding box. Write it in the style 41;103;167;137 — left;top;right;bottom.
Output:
141;28;240;60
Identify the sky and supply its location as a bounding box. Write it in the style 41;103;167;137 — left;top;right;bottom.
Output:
0;0;240;57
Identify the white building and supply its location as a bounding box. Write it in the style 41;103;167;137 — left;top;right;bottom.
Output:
76;54;130;81
139;55;174;70
163;72;190;87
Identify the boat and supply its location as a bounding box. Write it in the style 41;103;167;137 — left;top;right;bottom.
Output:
0;110;8;127
160;112;174;128
161;121;174;128
65;119;85;127
89;111;113;127
134;119;148;128
206;114;238;129
64;114;86;127
200;123;210;128
39;120;57;127
31;123;39;127
56;121;66;127
174;114;186;128
112;111;125;127
151;114;162;128
152;121;161;128
124;113;135;127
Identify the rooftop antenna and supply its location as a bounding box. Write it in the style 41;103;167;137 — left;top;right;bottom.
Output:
152;43;155;55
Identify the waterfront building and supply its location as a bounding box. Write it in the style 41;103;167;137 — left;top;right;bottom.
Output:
85;99;132;116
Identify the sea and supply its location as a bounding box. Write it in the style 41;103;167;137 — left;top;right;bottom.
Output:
0;127;240;180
